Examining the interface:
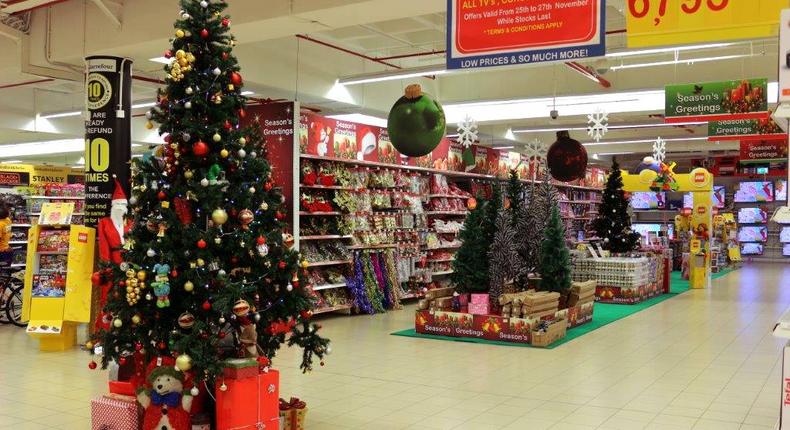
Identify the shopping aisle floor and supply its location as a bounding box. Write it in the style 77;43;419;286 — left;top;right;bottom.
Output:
0;263;786;430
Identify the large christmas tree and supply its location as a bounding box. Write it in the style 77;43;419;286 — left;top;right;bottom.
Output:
591;159;640;253
538;206;571;294
87;0;329;383
451;199;489;293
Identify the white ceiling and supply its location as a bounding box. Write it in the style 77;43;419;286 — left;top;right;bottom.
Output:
0;0;779;168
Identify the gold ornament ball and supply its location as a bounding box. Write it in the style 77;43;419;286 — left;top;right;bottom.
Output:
238;136;247;145
176;49;186;59
184;281;194;292
213;132;222;142
260;201;268;211
186;52;195;63
300;260;309;269
227;84;235;91
175;354;193;372
145;121;154;130
212;208;229;225
175;29;185;38
113;318;123;328
137;271;147;281
220;149;229;158
196;258;205;267
184;170;194;179
131;315;141;325
85;341;94;350
126;286;133;293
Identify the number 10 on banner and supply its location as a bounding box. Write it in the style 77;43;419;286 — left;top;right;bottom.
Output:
625;0;785;48
84;137;110;182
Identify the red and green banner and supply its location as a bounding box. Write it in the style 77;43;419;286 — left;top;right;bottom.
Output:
665;78;768;123
739;139;789;164
708;116;784;141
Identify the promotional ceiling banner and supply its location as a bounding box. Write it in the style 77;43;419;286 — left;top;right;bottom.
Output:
0;164;83;187
626;0;786;48
446;0;605;70
664;78;769;123
739;139;789;163
707;116;784;141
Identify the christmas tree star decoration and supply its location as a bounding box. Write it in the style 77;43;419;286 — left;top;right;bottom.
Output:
653;137;666;163
456;114;478;148
586;108;608;142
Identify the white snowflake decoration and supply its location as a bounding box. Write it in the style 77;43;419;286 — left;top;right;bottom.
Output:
524;138;547;163
586;108;608;142
456;115;478;148
652;137;666;163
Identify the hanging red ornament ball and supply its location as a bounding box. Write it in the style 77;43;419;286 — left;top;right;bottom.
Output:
231;256;238;265
118;357;127;366
164;50;173;58
278;261;287;269
256;236;266;245
200;28;209;38
264;181;273;191
218;331;226;339
157;191;166;200
134;342;143;352
222;52;229;61
192;140;209;156
197;239;207;249
223;120;232;130
467;197;477;210
547;131;588;182
202;301;212;311
275;211;285;220
157;341;167;350
230;72;243;86
221;18;230;27
91;271;102;286
164;134;172;143
238;108;246;119
170;269;178;278
300;310;313;320
88;361;97;370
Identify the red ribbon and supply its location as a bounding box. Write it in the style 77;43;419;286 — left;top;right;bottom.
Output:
279;397;306;411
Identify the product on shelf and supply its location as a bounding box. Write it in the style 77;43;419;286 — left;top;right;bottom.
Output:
572;256;661;304
36;229;70;252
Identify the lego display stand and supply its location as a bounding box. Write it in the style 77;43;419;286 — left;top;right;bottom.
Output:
21;202;96;351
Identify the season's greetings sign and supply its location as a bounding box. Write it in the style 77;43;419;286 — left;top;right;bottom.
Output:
626;0;787;47
664;79;768;123
739;139;789;163
446;0;605;70
708;117;784;141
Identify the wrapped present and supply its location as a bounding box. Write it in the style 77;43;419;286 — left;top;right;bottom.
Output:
216;369;279;430
468;302;489;315
108;380;135;397
91;395;142;430
470;293;489;305
279;397;307;430
222;358;259;379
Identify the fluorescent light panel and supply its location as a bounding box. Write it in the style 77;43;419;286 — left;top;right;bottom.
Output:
0;139;84;157
338;66;447;86
327;114;388;128
606;43;735;58
611;54;749;71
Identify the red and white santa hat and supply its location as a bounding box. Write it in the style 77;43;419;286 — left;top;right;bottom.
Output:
112;176;127;205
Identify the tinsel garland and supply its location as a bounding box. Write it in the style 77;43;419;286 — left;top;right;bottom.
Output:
361;251;386;313
384;249;402;309
346;252;374;314
371;252;391;309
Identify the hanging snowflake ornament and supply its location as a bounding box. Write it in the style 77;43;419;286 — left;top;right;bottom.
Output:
652;136;666;163
586;108;608;142
524;138;547;162
456;115;478;148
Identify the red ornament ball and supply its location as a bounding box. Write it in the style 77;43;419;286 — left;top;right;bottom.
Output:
467;197;477;210
157;191;166;200
300;310;313;320
157;341;167;350
238;108;246;119
218;331;226;339
223;120;232;130
134;342;143;351
164;50;173;58
256;236;266;245
222;52;229;60
264;182;273;191
164;134;172;143
192;140;209;157
91;271;102;286
197;239;207;249
230;72;243;86
278;261;287;269
202;301;212;311
88;361;97;370
170;269;178;278
221;18;230;27
118;357;127;366
275;211;285;220
200;28;209;38
547;131;588;182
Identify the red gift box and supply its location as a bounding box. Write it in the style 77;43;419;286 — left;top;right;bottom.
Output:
91;395;142;430
221;358;259;379
470;294;489;305
108;381;135;397
216;369;280;430
468;302;489;315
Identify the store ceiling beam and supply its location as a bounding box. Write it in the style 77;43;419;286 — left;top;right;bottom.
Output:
296;34;401;69
88;0;121;28
1;0;68;14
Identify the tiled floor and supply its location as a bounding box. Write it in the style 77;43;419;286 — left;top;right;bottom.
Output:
0;263;787;429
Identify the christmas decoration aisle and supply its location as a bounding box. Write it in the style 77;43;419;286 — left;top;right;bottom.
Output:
87;1;328;428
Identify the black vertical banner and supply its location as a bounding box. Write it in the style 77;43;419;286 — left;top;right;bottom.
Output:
84;56;133;227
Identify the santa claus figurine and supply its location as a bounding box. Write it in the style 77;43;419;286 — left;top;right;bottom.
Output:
94;178;132;332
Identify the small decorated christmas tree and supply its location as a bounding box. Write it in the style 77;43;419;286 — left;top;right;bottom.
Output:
591;159;640;253
538;206;571;294
451;199;489;293
87;0;329;388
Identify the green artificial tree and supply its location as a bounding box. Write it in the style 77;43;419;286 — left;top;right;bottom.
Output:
482;182;502;243
87;0;329;385
505;169;524;226
452;195;491;293
591;159;641;254
538;206;572;295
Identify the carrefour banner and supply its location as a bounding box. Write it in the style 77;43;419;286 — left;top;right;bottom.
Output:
83;56;132;227
664;79;768;123
446;0;605;70
626;0;786;48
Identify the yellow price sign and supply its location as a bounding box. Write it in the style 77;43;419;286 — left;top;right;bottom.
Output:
626;0;788;47
690;239;702;254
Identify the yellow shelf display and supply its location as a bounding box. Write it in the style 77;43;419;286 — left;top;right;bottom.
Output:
21;206;96;351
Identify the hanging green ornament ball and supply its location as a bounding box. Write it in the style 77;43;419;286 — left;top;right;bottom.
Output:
387;84;446;157
547;130;587;182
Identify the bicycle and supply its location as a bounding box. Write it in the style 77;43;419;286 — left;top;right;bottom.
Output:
0;251;24;327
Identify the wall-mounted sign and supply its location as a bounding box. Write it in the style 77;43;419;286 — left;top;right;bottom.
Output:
626;0;787;48
446;0;605;70
0;164;81;186
665;79;768;123
83;55;132;228
708;117;784;141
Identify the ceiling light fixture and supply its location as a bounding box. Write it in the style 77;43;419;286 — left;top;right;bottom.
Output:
338;65;448;86
1;160;24;164
39;111;81;119
494;146;514;150
0;138;85;157
327;114;388;128
611;54;750;71
606;43;735;58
